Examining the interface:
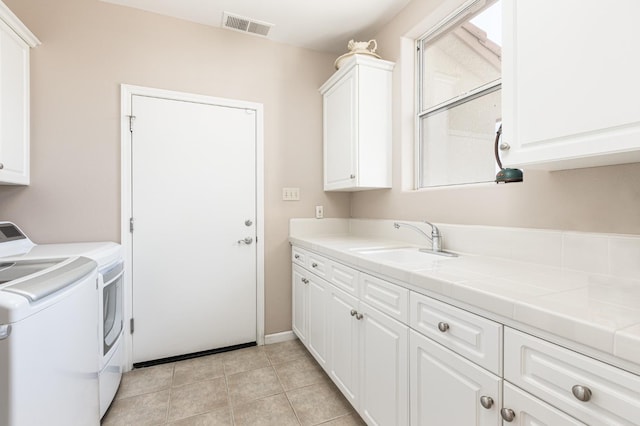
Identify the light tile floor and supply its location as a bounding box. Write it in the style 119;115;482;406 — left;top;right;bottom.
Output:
101;339;366;426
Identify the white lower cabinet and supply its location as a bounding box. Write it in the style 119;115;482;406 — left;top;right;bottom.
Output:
292;265;328;367
291;246;640;426
502;382;585;426
328;285;411;426
292;265;307;343
327;284;409;425
504;328;640;426
327;284;360;405
410;330;501;426
306;274;329;367
358;301;408;426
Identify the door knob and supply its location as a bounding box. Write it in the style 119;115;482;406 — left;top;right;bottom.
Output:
437;322;450;332
237;237;253;244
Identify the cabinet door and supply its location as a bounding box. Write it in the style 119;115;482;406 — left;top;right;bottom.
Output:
327;285;360;406
0;20;29;185
410;330;501;426
502;382;586;426
502;0;640;170
307;274;328;368
359;302;409;426
323;70;357;190
292;265;308;344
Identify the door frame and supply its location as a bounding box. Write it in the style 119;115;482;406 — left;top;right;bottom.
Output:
120;84;265;371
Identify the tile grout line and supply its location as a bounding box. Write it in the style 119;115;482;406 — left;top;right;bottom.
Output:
272;355;303;425
164;363;176;425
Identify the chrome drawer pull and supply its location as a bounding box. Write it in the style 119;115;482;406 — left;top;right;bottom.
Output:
572;385;592;402
437;322;449;332
480;396;493;409
294;254;300;259
350;309;357;317
311;262;318;268
301;278;309;284
355;313;364;320
500;408;515;422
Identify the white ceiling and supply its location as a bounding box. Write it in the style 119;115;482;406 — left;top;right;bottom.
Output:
100;0;412;53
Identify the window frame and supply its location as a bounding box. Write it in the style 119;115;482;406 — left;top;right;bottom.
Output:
415;0;501;189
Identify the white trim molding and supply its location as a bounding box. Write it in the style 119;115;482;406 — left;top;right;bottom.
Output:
264;331;297;345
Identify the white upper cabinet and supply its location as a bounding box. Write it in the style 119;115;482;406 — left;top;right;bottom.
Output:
320;55;394;191
501;0;640;170
0;1;39;185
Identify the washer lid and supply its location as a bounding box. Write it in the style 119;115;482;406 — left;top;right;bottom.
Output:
0;257;96;302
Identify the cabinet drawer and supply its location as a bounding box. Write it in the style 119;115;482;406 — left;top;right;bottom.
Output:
328;260;359;296
359;273;408;323
503;382;586;426
292;246;307;267
306;251;329;279
505;328;640;426
410;292;502;375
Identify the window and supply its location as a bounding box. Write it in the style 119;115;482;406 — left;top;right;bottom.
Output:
417;0;502;188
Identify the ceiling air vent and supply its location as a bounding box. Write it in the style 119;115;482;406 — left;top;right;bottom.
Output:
222;12;273;38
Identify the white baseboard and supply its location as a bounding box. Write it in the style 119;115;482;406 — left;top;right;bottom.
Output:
264;330;296;345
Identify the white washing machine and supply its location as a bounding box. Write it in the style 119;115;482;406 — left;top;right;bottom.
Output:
0;222;124;419
0;251;100;424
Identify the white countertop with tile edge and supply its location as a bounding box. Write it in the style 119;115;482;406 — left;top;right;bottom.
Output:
289;218;640;375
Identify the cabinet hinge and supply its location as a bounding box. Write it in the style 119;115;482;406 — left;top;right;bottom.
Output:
128;115;136;132
129;217;134;233
130;318;134;334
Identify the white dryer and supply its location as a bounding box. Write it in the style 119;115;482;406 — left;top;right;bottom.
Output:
0;222;124;418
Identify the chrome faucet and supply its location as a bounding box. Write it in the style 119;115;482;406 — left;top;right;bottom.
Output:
393;221;457;257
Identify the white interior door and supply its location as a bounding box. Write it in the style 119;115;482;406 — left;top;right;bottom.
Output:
130;94;257;364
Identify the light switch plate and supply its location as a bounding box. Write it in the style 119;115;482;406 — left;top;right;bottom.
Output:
282;187;300;201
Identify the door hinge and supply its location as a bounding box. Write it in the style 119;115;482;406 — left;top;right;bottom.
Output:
129;115;136;132
130;318;134;334
129;217;134;233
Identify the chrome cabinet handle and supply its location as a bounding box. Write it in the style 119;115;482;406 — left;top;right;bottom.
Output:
0;324;11;340
480;396;493;409
572;385;592;402
437;322;450;332
499;142;510;151
294;254;300;259
0;163;3;170
350;174;356;179
301;278;309;284
237;237;253;244
311;262;318;268
500;408;516;422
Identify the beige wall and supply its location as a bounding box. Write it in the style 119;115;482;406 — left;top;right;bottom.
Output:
0;0;350;334
351;0;640;235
